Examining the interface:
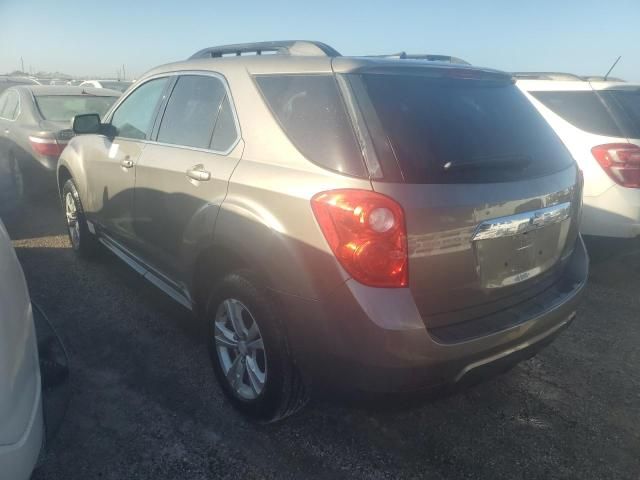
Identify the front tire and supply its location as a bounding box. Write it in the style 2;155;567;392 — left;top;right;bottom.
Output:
206;271;307;422
62;179;98;257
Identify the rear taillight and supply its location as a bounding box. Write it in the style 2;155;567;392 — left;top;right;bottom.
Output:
28;136;65;157
311;189;408;288
591;143;640;188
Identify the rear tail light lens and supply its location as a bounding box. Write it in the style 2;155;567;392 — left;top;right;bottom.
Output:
311;189;408;288
28;136;65;157
591;143;640;188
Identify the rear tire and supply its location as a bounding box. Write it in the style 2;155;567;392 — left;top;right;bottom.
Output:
206;271;308;422
62;179;98;257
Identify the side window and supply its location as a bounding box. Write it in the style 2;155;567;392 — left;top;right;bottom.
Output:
0;91;19;120
111;77;169;140
0;92;8;118
157;75;231;150
210;95;238;151
255;75;366;177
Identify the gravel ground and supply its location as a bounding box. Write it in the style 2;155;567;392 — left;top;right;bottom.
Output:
4;194;640;480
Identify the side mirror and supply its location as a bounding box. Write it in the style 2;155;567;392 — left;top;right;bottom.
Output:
72;113;101;134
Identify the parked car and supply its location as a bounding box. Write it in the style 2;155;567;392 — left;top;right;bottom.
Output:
0;85;120;194
59;41;588;421
517;73;640;238
0;76;40;94
0;219;44;479
79;80;133;92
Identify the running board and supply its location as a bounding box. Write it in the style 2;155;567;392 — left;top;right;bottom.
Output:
98;235;193;311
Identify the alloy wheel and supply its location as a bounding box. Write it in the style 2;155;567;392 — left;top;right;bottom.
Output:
213;298;267;400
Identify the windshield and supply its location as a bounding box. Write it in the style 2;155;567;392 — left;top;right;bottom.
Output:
357;74;574;183
34;95;117;122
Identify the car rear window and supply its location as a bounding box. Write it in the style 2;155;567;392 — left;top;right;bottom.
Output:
599;90;640;139
255;74;366;177
530;91;622;137
357;74;574;184
35;95;118;122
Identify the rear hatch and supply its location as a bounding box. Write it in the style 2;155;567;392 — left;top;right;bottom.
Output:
344;66;581;327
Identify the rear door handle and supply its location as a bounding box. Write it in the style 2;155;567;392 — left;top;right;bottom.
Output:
186;165;211;182
3;129;9;135
120;159;134;169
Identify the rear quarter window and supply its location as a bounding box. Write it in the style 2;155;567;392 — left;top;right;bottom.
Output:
531;91;623;137
255;74;366;177
598;90;640;139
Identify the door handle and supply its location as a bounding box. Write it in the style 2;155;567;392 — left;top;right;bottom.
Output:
186;165;211;182
3;129;9;135
121;159;134;169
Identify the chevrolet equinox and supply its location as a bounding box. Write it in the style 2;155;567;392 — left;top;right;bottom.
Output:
58;41;588;421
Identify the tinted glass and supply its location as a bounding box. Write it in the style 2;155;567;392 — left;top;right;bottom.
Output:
35;95;117;122
256;75;365;177
360;74;574;183
111;77;168;140
531;91;622;137
210;95;237;151
599;90;640;139
157;75;226;149
0;91;19;120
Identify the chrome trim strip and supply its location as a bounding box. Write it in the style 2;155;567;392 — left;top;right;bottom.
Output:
471;202;571;241
99;234;193;310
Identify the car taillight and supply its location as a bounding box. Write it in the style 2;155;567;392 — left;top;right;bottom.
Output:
28;136;65;157
311;189;408;288
591;143;640;188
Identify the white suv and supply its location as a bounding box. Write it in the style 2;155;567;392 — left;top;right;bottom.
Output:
517;73;640;238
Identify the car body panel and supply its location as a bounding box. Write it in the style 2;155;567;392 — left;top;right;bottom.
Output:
0;220;43;479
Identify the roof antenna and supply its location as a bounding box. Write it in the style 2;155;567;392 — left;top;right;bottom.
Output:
603;56;622;81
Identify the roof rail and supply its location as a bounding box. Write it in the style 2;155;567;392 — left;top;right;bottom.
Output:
512;72;584;81
369;52;470;65
189;40;341;60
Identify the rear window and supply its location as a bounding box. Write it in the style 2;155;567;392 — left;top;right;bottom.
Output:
531;91;622;137
358;74;574;184
35;95;117;122
255;75;366;177
599;90;640;139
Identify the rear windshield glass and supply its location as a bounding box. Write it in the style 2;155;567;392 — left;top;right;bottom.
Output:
35;95;117;122
531;91;622;137
358;74;574;183
599;90;640;139
256;75;366;177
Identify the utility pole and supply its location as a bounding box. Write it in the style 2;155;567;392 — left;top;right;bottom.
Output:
20;57;24;73
122;64;126;81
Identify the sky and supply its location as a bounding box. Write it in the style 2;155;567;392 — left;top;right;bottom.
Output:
1;0;639;81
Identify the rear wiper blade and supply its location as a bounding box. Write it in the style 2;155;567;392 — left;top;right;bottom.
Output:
442;154;532;171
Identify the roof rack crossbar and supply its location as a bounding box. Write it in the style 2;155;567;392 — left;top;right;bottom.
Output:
368;52;470;65
189;40;341;60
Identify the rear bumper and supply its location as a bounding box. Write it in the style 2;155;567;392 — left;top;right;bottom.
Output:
582;184;640;238
0;378;43;480
281;235;588;394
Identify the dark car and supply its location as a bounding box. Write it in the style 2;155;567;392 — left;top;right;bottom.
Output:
0;85;120;196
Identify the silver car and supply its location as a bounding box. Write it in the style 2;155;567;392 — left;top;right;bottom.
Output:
0;220;44;479
58;41;588;421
